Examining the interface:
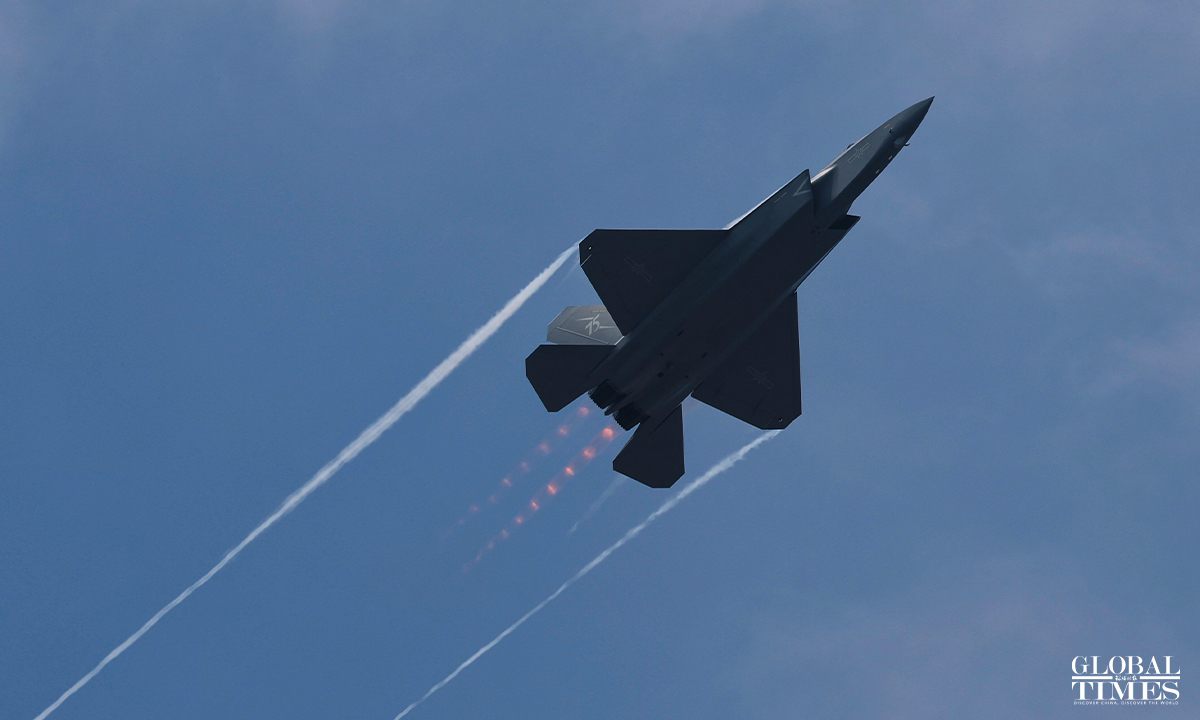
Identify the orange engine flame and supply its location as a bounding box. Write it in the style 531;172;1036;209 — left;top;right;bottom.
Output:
443;402;597;541
463;421;621;572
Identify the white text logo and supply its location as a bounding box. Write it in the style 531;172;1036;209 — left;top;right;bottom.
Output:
1072;656;1180;706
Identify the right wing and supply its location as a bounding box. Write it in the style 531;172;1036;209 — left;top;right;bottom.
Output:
579;229;726;334
692;293;802;430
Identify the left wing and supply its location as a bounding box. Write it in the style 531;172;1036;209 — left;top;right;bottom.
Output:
691;293;801;430
579;229;726;335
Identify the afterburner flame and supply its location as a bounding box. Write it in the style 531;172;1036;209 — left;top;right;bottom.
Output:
443;404;593;540
462;421;620;573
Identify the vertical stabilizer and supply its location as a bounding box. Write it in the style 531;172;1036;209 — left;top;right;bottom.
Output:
546;305;623;345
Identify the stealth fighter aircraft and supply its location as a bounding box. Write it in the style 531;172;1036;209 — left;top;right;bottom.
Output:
527;98;933;488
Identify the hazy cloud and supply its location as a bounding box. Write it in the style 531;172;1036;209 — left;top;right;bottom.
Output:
628;0;1200;99
1100;319;1200;393
1009;232;1200;397
722;555;1171;718
272;0;354;33
633;0;777;33
1009;233;1192;297
0;0;30;153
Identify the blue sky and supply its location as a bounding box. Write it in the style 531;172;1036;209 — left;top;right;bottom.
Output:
2;1;1197;718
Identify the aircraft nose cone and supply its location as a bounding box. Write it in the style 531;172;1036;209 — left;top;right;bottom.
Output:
890;96;933;139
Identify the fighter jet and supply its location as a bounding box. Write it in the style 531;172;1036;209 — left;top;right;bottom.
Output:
526;98;933;488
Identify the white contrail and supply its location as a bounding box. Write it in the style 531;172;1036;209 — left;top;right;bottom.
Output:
32;246;577;720
567;475;627;534
393;430;780;719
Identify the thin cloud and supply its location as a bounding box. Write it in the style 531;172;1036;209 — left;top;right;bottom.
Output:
1099;319;1200;393
1008;232;1192;297
0;0;31;154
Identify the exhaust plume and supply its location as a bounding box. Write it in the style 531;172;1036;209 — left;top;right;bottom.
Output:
32;246;576;720
443;404;594;541
463;423;619;573
393;430;780;719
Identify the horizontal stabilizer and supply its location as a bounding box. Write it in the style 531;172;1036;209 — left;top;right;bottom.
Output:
692;293;801;430
526;344;612;412
547;305;623;345
580;229;726;334
612;405;684;488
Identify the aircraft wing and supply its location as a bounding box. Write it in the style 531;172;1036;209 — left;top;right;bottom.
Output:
579;229;726;334
691;293;801;430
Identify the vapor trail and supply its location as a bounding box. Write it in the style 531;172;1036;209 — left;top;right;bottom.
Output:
393;430;780;719
32;246;577;720
567;475;627;534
